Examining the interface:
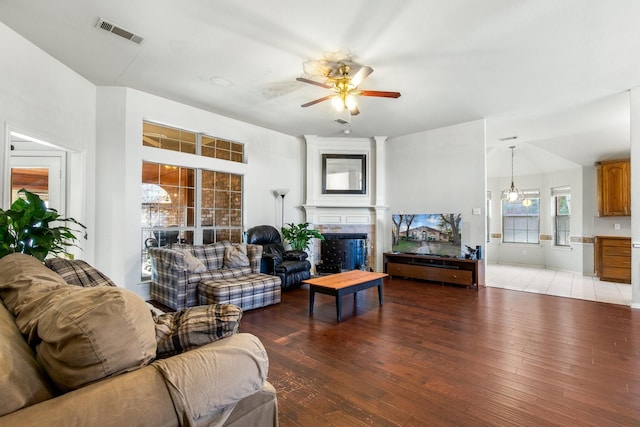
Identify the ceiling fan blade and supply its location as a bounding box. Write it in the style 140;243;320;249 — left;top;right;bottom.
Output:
296;77;332;89
350;66;373;88
349;105;360;116
301;95;333;108
360;90;401;98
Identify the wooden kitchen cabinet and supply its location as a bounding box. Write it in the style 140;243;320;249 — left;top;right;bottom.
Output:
597;159;630;216
594;236;631;283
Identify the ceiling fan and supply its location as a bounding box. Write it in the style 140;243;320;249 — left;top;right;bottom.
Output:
296;63;401;116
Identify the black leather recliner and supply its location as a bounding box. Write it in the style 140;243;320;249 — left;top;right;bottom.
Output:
247;225;311;290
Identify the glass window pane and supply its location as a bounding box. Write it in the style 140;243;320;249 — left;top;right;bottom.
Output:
217;229;230;242
514;230;527;242
181;141;196;154
230;229;242;242
186;207;195;227
216;149;231;160
203;229;215;245
230;209;242;226
215;172;230;189
201;189;214;207
162;137;180;152
503;230;514;242
182;130;196;144
230;175;242;191
230;192;242;210
160;166;180;185
231;152;243;163
142;162;160;184
201;209;214;226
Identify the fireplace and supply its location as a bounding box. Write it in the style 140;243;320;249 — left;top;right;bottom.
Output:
317;233;368;274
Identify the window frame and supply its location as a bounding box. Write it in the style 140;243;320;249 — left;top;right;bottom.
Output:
502;190;540;244
140;121;245;280
552;186;571;247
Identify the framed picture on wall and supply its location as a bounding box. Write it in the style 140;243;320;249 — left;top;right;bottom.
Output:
321;154;366;194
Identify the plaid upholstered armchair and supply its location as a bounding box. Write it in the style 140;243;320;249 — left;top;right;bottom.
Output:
147;240;281;310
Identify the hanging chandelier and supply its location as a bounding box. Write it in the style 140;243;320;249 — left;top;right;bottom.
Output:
501;146;525;202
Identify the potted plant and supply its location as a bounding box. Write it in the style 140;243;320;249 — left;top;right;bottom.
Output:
281;222;324;251
0;188;87;261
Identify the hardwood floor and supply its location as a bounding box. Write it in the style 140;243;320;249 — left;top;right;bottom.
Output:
240;278;640;426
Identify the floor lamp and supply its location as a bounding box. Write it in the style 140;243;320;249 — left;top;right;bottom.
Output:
275;188;289;228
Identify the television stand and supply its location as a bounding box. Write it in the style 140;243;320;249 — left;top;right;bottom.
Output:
383;252;484;291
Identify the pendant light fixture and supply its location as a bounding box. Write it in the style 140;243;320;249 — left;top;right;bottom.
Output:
501;146;525;202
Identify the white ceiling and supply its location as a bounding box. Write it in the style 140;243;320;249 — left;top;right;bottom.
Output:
1;0;637;177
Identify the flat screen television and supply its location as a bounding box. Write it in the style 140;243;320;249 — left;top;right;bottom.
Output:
391;213;462;257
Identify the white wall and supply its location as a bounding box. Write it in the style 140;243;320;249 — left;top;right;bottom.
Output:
487;167;589;272
95;87;303;296
385;120;487;255
0;21;97;261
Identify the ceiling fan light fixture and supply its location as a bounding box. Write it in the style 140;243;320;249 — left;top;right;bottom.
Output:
345;94;358;110
332;96;345;111
298;57;400;114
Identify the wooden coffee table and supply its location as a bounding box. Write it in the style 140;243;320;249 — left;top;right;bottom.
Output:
303;270;388;322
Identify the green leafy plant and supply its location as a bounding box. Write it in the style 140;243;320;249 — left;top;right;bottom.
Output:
0;188;87;261
281;222;324;251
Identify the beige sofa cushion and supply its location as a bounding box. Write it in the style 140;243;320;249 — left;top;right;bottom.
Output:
0;253;157;392
34;285;157;391
153;332;269;425
0;303;56;417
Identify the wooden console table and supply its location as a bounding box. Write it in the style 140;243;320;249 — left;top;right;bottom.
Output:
384;252;484;291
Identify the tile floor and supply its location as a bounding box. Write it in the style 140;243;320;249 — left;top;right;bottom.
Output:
486;263;632;306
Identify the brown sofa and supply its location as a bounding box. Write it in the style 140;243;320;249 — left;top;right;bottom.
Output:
0;253;278;427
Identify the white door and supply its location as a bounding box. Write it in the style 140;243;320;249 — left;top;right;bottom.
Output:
10;154;65;215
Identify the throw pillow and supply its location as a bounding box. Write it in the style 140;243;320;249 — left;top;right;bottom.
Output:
45;258;118;287
154;303;242;359
223;244;250;268
174;249;207;273
30;286;157;391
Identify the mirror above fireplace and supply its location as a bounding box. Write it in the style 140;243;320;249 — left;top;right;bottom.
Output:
321;154;366;195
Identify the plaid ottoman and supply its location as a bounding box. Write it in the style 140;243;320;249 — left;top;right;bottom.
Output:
198;273;282;311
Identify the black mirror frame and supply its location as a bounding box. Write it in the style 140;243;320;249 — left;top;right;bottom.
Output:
321;154;367;195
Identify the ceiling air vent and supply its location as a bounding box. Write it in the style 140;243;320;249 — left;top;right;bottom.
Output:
95;18;144;44
335;118;349;125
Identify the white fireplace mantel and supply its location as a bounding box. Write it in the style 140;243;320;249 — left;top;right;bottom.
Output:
303;135;389;271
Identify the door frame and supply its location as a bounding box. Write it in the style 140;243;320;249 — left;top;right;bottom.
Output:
10;151;66;215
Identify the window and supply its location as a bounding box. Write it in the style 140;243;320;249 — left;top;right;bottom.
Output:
143;122;196;154
201;170;243;244
143;122;244;163
553;186;571;246
202;135;244;162
140;122;244;280
502;190;540;244
141;162;243;278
